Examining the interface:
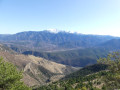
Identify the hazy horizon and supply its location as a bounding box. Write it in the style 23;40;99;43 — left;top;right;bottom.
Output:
0;0;120;36
0;29;119;37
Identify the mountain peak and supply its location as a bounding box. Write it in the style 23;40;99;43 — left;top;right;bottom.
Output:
45;29;61;33
45;29;80;34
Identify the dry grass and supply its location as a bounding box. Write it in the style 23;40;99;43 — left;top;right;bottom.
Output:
0;47;78;87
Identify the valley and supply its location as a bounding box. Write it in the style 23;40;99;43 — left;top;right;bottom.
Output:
1;0;120;89
0;44;78;87
0;31;119;67
0;31;120;89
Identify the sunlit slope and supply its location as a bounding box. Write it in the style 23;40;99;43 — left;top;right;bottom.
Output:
0;44;78;86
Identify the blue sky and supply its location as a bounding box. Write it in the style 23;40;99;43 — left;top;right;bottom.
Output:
0;0;120;36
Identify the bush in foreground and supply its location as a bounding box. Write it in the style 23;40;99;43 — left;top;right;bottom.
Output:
0;57;31;90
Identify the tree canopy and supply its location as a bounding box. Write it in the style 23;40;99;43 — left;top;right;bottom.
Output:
37;52;120;90
97;52;120;89
0;57;31;90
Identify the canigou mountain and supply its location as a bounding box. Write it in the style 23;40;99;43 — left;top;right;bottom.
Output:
0;31;120;67
1;0;120;89
0;30;116;52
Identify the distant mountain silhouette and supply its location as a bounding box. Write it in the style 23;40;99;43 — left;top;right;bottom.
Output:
0;30;117;52
0;31;120;67
98;39;120;50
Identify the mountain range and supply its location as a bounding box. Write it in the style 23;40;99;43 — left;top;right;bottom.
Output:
0;30;117;52
0;30;120;67
1;30;120;89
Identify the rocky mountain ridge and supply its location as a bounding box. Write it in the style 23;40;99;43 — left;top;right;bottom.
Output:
0;30;117;52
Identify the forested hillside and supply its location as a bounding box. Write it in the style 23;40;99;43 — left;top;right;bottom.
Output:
36;64;108;90
23;48;108;67
98;39;120;50
36;52;120;90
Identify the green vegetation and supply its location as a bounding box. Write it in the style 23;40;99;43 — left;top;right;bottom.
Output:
35;64;108;90
0;57;31;90
23;48;108;67
35;52;120;90
100;39;120;50
98;52;120;89
64;64;108;79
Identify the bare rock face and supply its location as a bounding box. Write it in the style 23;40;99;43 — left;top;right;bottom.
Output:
0;44;78;87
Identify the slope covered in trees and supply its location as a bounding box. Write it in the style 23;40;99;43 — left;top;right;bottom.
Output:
98;39;120;50
23;48;108;67
36;52;120;90
36;64;108;90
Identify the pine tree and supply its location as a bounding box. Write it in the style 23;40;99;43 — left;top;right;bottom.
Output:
0;57;31;90
97;52;120;89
